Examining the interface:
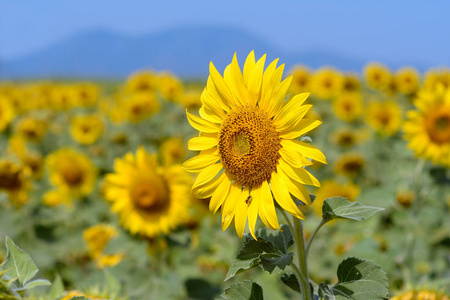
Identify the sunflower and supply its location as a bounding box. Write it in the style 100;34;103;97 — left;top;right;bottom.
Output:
395;67;420;96
334;152;365;178
396;189;415;208
83;224;118;259
158;72;184;102
160;137;186;166
73;83;99;107
46;148;98;197
365;100;402;136
0;86;27;115
104;146;192;237
332;92;363;122
289;65;311;94
120;91;160;123
182;51;326;238
342;73;361;93
50;86;76;111
403;86;450;167
330;128;365;148
391;289;449;300
42;189;72;207
364;63;392;91
15;117;47;143
0;96;15;132
0;160;32;207
70;114;104;145
179;85;203;109
125;70;158;93
311;67;343;100
310;180;360;216
424;68;450;91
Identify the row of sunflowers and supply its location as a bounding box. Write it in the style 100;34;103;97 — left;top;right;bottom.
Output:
0;53;449;299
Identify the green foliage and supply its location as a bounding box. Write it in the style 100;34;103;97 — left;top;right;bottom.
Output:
48;274;64;300
185;278;222;300
318;257;389;300
322;197;384;222
0;237;51;298
225;225;294;281
279;273;300;293
220;280;264;300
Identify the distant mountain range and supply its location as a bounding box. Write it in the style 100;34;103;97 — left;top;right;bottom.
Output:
0;25;431;79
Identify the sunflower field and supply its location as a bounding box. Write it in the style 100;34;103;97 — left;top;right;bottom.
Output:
0;52;449;300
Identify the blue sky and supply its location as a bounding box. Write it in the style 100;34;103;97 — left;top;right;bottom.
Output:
1;0;449;66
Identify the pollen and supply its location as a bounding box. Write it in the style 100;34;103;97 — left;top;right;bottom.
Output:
218;105;281;187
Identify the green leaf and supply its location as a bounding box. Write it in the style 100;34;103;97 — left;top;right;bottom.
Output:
1;237;38;287
185;278;222;300
48;274;64;300
15;279;51;291
318;257;389;300
104;270;120;298
280;273;300;293
322;198;384;222
225;226;294;281
222;280;263;300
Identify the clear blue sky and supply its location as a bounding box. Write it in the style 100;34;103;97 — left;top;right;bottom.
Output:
1;0;449;66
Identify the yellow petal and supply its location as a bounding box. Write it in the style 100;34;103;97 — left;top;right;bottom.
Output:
258;58;279;110
247;54;266;106
267;75;292;118
209;174;232;213
229;53;248;106
247;189;260;240
188;136;218;151
234;187;250;238
278;169;311;205
278;159;320;187
192;172;225;199
206;76;232;111
279;119;322;140
243;50;256;86
199;105;223;124
200;88;226;120
192;163;223;192
273;93;310;126
186;110;220;133
258;180;280;230
209;62;236;108
182;153;220;173
274;103;311;132
280;139;327;164
221;183;242;231
270;171;305;219
279;148;312;168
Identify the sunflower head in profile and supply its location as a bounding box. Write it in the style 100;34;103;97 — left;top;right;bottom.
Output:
363;63;393;91
403;86;450;167
332;92;363;122
70;114;105;145
183;51;327;239
104;146;192;238
46;148;98;197
0;159;32;208
365;100;402;136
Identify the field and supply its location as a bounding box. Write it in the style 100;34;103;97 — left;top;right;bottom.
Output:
0;57;449;300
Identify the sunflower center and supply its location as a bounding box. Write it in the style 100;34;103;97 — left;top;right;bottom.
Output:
131;176;169;212
63;167;84;187
426;109;450;144
218;105;281;187
376;111;391;126
0;171;22;190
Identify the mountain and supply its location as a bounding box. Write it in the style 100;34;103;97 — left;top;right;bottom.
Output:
0;25;424;79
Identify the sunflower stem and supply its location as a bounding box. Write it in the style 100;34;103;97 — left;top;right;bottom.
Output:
293;217;312;300
305;219;327;256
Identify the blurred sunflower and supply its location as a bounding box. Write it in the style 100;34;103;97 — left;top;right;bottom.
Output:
61;291;107;300
395;189;415;208
70;114;104;145
24;82;54;110
179;85;203;109
73;83;99;107
0;160;32;207
289;65;311;94
342;73;361;93
158;72;184;102
21;152;44;180
366;100;402;136
95;253;124;269
183;51;326;238
83;224;118;259
1;86;27;115
46;148;98;197
395;67;420;96
125;70;158;93
364;63;392;91
0;96;14;132
424;68;450;91
42;189;72;207
330;128;364;148
310;180;360;216
51;86;76;111
15;117;47;142
403;86;450;167
121;91;160;123
311;67;343;100
332;92;363;122
391;289;449;300
334;152;365;178
104;147;192;237
160;137;186;166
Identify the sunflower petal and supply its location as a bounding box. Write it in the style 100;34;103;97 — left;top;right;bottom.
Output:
271;171;305;219
209;62;236;107
209;174;232;213
192;172;225;199
273;93;310;126
247;189;260;240
278;159;320;187
234;187;250;238
279;147;313;168
243;50;256;86
280;139;327;164
221;183;242;231
279;119;322;139
259;58;279;110
182;153;220;173
259;180;281;230
186;110;220;133
278;170;311;205
192;163;223;192
188;136;218;151
247;54;266;106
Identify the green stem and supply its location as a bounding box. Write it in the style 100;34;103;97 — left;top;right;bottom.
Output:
305;219;327;256
293;217;312;300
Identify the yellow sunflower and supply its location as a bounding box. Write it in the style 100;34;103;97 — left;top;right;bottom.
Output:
364;63;392;91
104;146;192;237
329;128;365;148
179;85;203;109
424;68;450;91
120;91;160;123
160;137;186;166
391;289;449;300
73;83;100;107
24;82;54;110
365;100;402;136
403;86;450;167
182;51;326;238
83;224;118;259
70;114;105;145
0;160;32;208
311;67;343;100
289;65;311;94
342;73;361;93
125;70;158;93
332;92;363;122
310;180;360;216
395;189;415;208
0;96;15;132
0;85;28;115
46;148;98;197
334;152;365;178
158;72;184;102
395;67;420;96
42;189;72;207
15;117;47;143
50;86;76;111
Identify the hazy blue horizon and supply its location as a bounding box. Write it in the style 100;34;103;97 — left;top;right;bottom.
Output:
1;0;449;66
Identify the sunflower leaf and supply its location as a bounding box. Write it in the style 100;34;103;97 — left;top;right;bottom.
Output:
280;273;300;293
1;236;39;287
225;227;294;281
322;197;384;222
221;280;264;300
318;257;389;300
